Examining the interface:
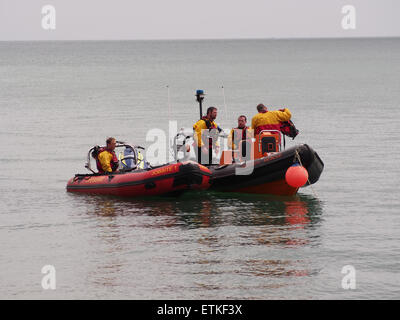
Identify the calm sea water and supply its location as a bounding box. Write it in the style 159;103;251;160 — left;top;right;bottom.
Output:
0;38;399;299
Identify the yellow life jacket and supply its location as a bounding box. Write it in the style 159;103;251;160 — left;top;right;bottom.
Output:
137;151;145;169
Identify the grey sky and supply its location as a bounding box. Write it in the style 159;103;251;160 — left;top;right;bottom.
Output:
0;0;399;40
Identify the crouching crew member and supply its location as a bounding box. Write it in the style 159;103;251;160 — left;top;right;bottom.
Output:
251;104;292;134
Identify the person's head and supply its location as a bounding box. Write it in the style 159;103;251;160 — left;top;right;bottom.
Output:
237;115;247;129
206;107;218;121
106;137;116;151
257;103;267;113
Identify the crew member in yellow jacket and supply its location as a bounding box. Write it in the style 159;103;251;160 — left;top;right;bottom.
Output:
96;137;119;173
193;106;221;164
251;104;292;134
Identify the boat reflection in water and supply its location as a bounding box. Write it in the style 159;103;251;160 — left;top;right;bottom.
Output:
76;191;323;230
69;192;324;298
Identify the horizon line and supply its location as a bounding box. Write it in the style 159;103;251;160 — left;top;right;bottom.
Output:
1;35;399;42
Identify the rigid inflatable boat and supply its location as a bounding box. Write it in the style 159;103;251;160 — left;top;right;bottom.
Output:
173;127;324;196
169;90;324;196
67;143;211;197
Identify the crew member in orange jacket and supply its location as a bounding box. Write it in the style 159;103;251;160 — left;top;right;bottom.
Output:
251;104;292;134
96;137;119;173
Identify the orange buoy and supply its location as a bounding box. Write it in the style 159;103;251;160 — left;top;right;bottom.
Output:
285;164;308;188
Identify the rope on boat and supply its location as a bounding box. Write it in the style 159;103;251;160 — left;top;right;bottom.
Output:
295;148;319;198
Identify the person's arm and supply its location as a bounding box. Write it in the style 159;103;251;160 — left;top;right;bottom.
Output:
275;108;292;122
98;151;112;172
193;121;205;147
213;122;220;148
